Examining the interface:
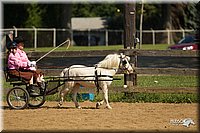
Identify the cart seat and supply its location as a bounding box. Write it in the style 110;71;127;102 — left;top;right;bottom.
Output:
4;67;24;83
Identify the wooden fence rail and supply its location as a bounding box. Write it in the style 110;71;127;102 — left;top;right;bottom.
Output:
41;68;198;76
27;49;199;58
25;49;199;76
2;49;198;76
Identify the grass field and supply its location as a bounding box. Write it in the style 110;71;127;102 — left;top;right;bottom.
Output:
112;75;198;88
3;75;198;89
24;44;170;52
2;75;198;103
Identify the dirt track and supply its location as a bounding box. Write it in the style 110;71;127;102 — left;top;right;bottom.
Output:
2;101;199;132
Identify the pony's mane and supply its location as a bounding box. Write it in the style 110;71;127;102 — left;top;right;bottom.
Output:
96;54;120;69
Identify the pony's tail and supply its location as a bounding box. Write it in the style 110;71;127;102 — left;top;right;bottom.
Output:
60;68;69;77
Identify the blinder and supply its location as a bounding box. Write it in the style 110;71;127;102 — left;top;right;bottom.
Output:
119;53;133;74
122;59;127;65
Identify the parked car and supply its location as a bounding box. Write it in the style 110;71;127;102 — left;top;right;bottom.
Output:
168;35;198;50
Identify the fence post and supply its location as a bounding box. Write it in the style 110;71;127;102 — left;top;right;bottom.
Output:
151;28;155;45
167;29;170;45
13;26;17;37
105;30;108;46
88;29;91;46
32;26;37;49
71;29;73;46
53;28;56;47
181;28;185;38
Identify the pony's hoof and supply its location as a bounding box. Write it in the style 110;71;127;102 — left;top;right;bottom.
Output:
96;102;101;109
57;103;62;108
106;106;112;109
76;106;82;109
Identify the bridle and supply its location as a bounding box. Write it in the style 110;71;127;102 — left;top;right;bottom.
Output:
118;54;131;74
93;54;132;94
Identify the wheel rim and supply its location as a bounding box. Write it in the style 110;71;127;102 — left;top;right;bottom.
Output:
28;95;45;107
7;87;29;109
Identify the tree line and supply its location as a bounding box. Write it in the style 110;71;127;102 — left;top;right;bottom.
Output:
3;2;199;30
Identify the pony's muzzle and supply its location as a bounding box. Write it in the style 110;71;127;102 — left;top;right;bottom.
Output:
126;66;134;74
124;69;133;74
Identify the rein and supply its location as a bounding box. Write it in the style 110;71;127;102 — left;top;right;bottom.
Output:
94;66;115;95
94;68;100;94
94;55;125;94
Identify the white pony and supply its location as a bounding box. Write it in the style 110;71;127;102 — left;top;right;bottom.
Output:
58;53;133;109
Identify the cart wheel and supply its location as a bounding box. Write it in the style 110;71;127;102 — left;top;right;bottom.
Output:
28;95;46;108
7;87;29;109
28;86;46;108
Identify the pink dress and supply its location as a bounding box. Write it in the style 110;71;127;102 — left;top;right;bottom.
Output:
7;52;23;70
16;48;30;70
8;49;35;71
7;49;42;82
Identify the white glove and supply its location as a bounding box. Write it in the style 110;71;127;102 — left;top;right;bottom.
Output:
28;61;36;67
31;61;36;66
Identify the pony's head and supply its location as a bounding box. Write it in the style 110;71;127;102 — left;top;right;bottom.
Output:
119;53;133;74
96;53;133;74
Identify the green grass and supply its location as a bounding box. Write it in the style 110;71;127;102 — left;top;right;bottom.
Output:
3;75;198;89
136;44;170;50
137;75;198;88
111;75;198;88
3;75;198;103
43;91;198;103
24;44;169;52
109;93;198;103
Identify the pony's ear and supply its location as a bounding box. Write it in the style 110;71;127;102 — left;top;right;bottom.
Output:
120;53;125;58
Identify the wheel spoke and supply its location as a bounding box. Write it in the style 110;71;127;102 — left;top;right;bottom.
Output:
28;86;45;108
28;96;45;108
7;87;29;109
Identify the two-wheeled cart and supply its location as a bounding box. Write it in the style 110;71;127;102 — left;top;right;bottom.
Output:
5;69;119;110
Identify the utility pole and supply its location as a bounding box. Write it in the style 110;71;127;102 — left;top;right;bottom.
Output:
124;3;136;49
124;3;137;88
139;1;144;49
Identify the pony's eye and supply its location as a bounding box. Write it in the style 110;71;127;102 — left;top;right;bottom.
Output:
122;60;127;65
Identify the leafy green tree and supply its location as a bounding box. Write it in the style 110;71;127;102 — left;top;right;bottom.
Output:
137;4;162;30
184;3;197;29
72;4;94;17
195;2;200;45
72;3;120;17
3;3;199;31
24;4;45;27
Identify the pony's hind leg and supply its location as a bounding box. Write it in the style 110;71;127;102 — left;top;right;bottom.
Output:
58;84;69;107
96;100;104;109
72;83;81;109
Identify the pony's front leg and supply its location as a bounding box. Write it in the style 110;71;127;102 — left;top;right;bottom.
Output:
72;83;81;109
58;83;69;107
102;85;112;109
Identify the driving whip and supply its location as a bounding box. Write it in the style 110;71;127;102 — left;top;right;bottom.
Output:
36;39;70;63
